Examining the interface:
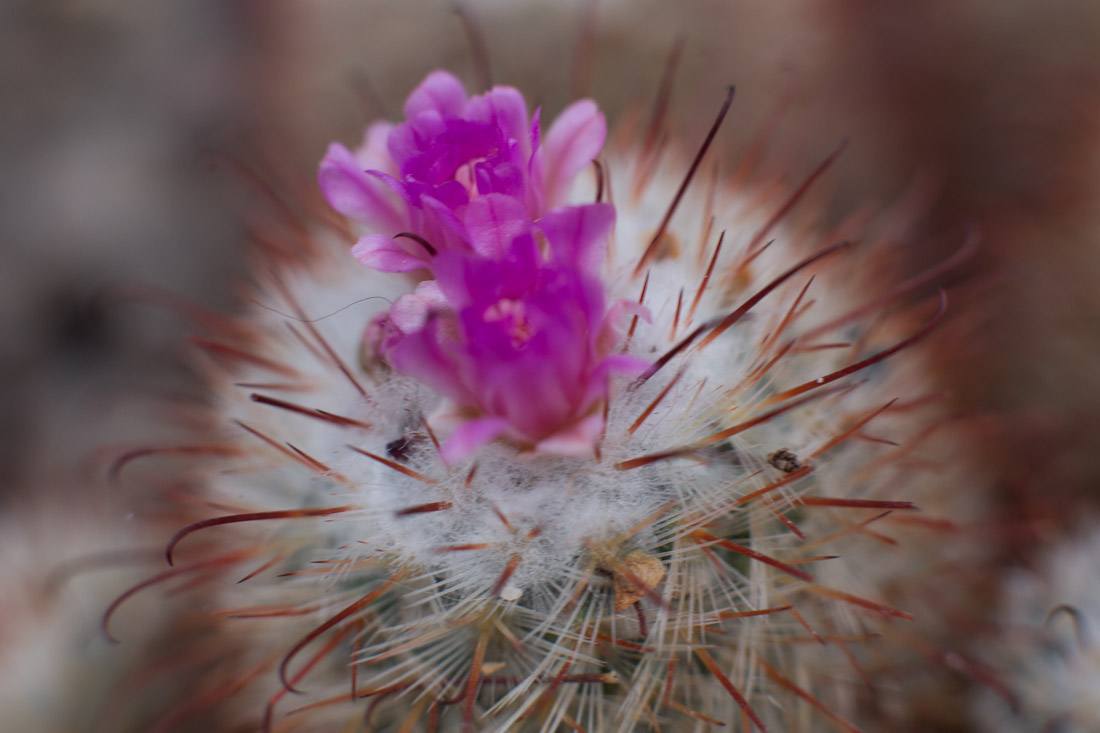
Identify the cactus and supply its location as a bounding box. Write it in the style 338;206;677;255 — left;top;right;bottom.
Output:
102;69;989;732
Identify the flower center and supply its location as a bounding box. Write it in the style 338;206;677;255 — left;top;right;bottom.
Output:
484;298;533;347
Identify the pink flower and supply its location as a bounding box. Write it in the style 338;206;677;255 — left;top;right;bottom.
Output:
320;70;642;460
378;204;647;461
318;70;607;273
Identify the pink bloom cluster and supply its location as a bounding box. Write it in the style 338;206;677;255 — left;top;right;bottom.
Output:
319;71;646;461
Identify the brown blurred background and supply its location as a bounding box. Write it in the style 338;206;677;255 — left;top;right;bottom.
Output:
2;0;1100;730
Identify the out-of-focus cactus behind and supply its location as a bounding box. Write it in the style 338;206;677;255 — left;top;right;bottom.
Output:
0;2;256;730
975;522;1100;731
0;1;256;482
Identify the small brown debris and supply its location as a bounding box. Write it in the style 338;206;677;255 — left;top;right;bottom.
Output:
768;448;801;473
613;550;667;611
385;434;424;463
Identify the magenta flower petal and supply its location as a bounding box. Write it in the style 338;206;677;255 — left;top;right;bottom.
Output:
539;203;615;272
319;144;403;232
385;315;474;406
466;86;529;149
385;121;424;171
403;70;468;120
431;231;540;311
529;107;541;152
538;100;606;207
465;193;529;259
402;118;500;186
440;416;510;464
351;234;427;273
418;195;471;253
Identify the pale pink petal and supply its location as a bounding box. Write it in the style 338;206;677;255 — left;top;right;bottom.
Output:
389;281;446;333
441;416;510;463
319;143;402;231
351;234;427;273
365;168;410;202
413;279;446;307
404;70;467;119
596;298;653;352
539;100;606;207
355;122;397;172
534;414;605;457
465;193;529;258
388;295;428;333
385;120;422;168
605;299;653;325
595;353;651;377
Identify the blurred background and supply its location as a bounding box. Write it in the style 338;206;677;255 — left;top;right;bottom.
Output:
2;0;1100;730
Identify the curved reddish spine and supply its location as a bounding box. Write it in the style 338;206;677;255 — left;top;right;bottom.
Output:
165;506;354;565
